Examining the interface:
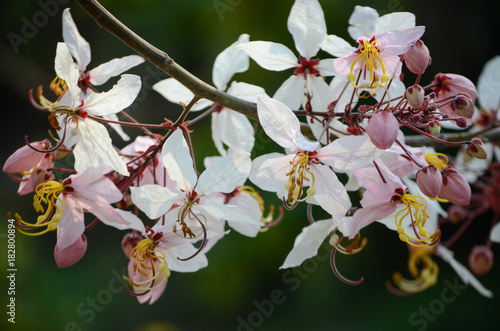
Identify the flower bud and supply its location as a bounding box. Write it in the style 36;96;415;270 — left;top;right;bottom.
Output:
405;85;425;108
425;121;442;136
403;40;431;74
439;166;471;205
468;245;493;276
454;117;468;128
452;95;475;118
416;165;442;198
447;205;466;224
366;108;399;149
122;232;143;258
54;235;87;268
467;137;488;160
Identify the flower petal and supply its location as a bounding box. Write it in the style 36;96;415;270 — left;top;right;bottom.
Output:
130;185;181;220
321;35;356;58
153;78;211;111
161;130;197;192
212;34;250;90
62;8;90;72
89;55;145;85
237;41;298;71
280;219;334;269
287;0;326;59
273;75;306;110
348;6;379;40
374;12;415;34
196;152;251;196
83;74;141;116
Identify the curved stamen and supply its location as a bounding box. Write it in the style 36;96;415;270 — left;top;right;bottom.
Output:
330;235;364;285
177;213;207;262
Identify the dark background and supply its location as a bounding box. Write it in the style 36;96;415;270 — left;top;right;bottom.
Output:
1;0;499;330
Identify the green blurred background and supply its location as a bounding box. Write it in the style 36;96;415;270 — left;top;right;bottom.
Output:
1;0;499;330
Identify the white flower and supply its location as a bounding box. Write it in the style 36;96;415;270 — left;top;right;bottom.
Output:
130;130;262;238
250;96;381;218
55;42;141;176
153;34;264;156
237;0;336;113
62;8;144;141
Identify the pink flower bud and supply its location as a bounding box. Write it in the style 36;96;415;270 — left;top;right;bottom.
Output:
403;40;431;74
416;165;442;198
467;137;488;160
425;121;442;136
54;235;87;268
405;85;425;108
3;140;50;173
122;232;143;258
366;108;399;149
452;95;475;118
455;117;468;128
468;245;493;276
447;205;466;224
439;166;471;205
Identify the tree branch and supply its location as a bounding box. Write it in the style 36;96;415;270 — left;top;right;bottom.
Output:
404;127;500;148
75;0;258;120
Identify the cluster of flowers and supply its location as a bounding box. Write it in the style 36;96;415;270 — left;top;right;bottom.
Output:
4;1;500;304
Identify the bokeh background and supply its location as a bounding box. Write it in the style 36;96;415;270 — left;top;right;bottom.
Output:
1;0;499;330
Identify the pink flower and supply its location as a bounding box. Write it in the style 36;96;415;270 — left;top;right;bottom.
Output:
3;140;55;195
334;26;425;91
403;39;431;74
439;166;471;205
54;234;87;267
365;108;399;149
15;168;143;256
431;73;478;119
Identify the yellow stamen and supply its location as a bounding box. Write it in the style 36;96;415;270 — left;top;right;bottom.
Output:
392;246;439;293
424;152;448;171
284;152;316;206
395;194;440;247
50;75;68;97
16;181;66;236
124;238;170;291
238;185;276;227
347;39;390;95
329;230;367;255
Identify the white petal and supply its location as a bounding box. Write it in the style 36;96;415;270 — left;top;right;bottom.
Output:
309;75;336;113
317;135;382;172
348;6;379;40
321;35;356;57
83;74;141;116
491;223;500;243
89;55;145;85
249;153;294;196
280;219;334;269
73;119;129;176
211;109;255;156
196;152;251;196
287;0;326;58
106;209;146;232
212;34;250;90
199;201;262;226
101;113;130;141
161;130;197;192
55;42;81;101
374;12;416;34
435;245;493;298
316;58;337;76
153;78;211;111
130;185;180;220
226;193;262;237
477;56;500;111
257;96;301;151
273;75;306;110
227;81;267;103
237;41;298;71
57;196;84;251
308;163;351;218
62;8;90;72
